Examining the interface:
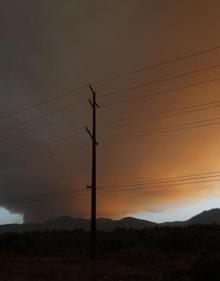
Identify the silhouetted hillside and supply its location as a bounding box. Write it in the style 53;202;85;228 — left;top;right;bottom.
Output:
0;216;156;233
188;208;220;225
0;209;220;233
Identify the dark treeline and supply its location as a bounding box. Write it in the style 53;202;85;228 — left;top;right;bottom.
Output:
1;224;220;256
1;225;220;280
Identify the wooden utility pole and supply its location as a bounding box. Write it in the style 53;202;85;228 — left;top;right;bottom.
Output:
86;85;99;261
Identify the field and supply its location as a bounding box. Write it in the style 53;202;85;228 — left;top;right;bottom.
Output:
0;225;219;280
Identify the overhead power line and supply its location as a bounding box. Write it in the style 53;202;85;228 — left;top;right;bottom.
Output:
100;99;220;129
1;76;220;145
98;172;220;188
6;141;88;169
2;171;220;207
101;116;220;144
103;77;220;108
3;76;220;143
0;100;86;134
0;137;88;170
7;115;220;168
97;177;220;194
0;127;84;162
92;45;220;86
0;110;88;144
99;63;220;98
1;45;220;122
3;105;220;168
3;103;220;168
0;89;87;122
1;190;89;206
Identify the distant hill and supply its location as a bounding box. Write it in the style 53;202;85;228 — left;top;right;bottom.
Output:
0;216;156;233
187;208;220;225
162;208;220;227
43;216;156;231
0;209;220;233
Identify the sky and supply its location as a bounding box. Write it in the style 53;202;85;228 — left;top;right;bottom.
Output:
1;0;220;224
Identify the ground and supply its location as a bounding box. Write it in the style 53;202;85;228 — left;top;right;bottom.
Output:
0;226;219;280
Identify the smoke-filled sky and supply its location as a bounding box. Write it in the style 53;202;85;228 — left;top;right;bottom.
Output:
1;0;220;224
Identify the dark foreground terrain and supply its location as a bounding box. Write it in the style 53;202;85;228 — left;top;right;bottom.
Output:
0;225;220;280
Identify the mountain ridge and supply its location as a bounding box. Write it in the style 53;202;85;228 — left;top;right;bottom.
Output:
0;208;220;232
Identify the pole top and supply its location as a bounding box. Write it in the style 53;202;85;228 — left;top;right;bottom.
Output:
89;84;96;94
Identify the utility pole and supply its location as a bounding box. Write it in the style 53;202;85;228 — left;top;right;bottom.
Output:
86;85;99;261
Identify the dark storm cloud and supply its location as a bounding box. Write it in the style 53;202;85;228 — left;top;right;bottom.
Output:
0;0;220;222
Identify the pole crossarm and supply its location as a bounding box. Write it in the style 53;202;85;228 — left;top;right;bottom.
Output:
85;126;99;145
85;126;93;139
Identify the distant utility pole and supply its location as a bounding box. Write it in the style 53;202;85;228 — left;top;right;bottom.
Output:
86;85;99;261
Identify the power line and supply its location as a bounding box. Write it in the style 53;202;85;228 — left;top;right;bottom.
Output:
101;116;220;144
1;45;220;122
2;172;220;207
0;126;86;170
99;63;220;98
0;89;87;122
3;76;220;141
0;109;88;144
97;177;220;194
1;190;89;206
92;45;220;86
98;173;220;189
6;115;220;168
3;103;220;167
3;105;220;167
0;139;88;171
9;141;88;169
4;116;220;169
100;99;220;129
102;77;220;108
0;100;86;134
0;127;84;162
2;77;220;144
1;187;84;203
